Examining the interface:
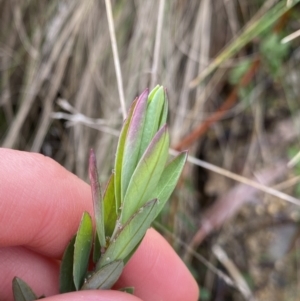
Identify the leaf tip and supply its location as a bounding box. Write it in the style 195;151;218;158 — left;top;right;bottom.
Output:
88;148;97;182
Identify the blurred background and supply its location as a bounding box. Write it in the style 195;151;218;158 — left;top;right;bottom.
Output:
1;0;300;300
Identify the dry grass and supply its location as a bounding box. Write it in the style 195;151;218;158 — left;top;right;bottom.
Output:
1;0;300;300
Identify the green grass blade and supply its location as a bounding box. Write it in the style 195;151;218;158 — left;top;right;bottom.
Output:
190;0;300;87
12;278;37;301
121;89;148;199
114;99;137;212
73;212;93;290
59;236;76;293
81;260;124;290
154;151;187;217
89;149;105;248
98;199;158;268
103;174;118;238
120;125;169;224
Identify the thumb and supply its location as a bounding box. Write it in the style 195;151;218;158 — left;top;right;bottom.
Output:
41;290;142;301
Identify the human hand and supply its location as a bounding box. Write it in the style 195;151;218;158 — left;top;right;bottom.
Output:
0;148;199;301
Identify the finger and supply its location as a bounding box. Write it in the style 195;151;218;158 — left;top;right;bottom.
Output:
0;149;199;300
0;248;142;301
1;250;141;301
1;230;199;301
116;228;199;301
0;247;59;301
43;291;142;301
0;148;93;258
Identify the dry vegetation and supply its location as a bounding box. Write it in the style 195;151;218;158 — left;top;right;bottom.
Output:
1;0;300;300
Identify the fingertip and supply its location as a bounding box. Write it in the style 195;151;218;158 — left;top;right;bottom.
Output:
0;247;59;301
43;290;142;301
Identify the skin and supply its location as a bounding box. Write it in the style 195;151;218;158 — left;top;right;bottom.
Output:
0;148;199;301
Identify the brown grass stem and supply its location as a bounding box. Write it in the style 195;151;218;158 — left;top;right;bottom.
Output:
104;0;127;119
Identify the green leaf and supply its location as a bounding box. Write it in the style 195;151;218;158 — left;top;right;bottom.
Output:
229;59;252;85
159;89;168;129
154;151;187;217
114;99;137;213
260;33;289;76
147;85;160;101
89;149;106;248
97;199;158;268
103;174;118;238
139;86;168;156
93;234;101;264
59;236;76;293
121;89;148;200
121;125;169;224
122;237;143;265
12;277;37;301
81;260;124;290
73;212;93;290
